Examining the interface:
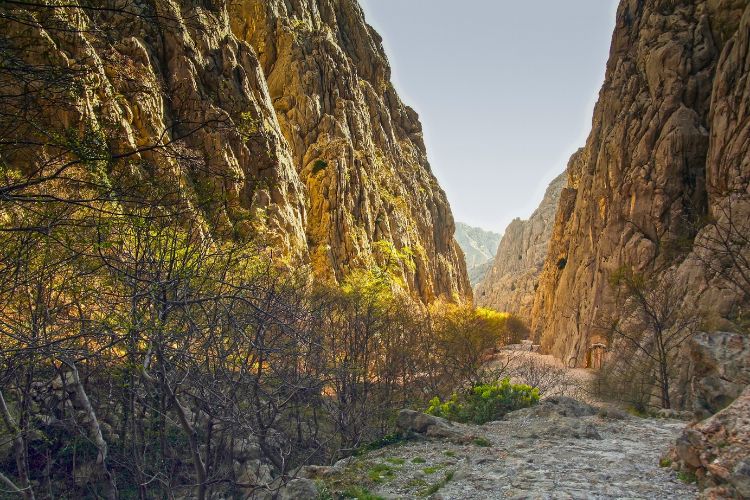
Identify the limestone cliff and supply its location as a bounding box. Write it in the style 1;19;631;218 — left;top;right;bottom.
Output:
532;0;750;364
229;0;470;301
476;173;566;321
1;0;469;302
454;223;501;286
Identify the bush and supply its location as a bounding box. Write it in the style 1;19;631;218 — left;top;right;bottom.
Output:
312;159;328;174
425;378;539;424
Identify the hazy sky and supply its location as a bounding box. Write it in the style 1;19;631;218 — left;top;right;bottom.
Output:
358;0;619;233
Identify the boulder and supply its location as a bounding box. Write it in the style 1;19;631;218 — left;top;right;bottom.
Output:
396;409;471;442
689;331;750;419
516;415;602;440
505;396;597;420
671;386;750;498
275;478;319;500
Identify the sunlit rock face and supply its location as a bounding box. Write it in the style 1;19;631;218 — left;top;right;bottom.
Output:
475;173;566;321
3;0;470;302
531;0;750;363
229;0;471;301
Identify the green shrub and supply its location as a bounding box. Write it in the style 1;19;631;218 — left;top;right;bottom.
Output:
312;159;328;174
472;437;492;447
426;378;539;424
677;470;697;484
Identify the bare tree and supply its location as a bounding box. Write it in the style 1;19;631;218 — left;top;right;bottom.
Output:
605;268;701;409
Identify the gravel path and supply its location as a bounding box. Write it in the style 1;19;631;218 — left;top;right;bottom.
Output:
325;407;698;499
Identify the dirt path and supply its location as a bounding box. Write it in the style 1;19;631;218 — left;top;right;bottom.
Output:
321;407;696;499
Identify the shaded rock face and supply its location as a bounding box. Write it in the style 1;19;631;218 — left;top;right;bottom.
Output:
476;173;566;320
688;332;750;419
532;0;750;361
671;386;750;499
2;0;469;303
229;0;470;301
454;223;502;287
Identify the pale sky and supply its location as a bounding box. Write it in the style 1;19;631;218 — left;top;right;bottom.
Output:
358;0;620;233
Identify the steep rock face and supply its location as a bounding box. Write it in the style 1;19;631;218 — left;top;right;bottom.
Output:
2;0;469;302
476;173;566;320
454;223;501;286
229;0;470;301
532;0;750;362
2;1;309;256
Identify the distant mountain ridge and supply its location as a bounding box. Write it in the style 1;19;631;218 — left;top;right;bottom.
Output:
454;223;502;286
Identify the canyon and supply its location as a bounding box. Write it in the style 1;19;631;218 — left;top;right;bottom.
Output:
1;0;750;498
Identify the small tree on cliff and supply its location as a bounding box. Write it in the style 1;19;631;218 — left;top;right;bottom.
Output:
606;267;701;409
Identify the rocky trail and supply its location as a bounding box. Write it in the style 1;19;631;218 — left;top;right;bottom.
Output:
313;398;698;499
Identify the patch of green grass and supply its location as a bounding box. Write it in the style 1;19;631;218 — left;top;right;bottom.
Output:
677;470;697;484
443;450;456;457
626;406;649;418
354;433;409;456
406;478;428;489
412;457;426;464
659;457;672;468
312;159;328;175
386;457;405;465
423;482;442;497
422;465;441;475
316;480;334;500
421;470;455;497
342;486;385;500
368;463;395;483
472;437;492;447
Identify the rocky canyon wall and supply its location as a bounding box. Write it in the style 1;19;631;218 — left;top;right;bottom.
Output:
1;0;469;302
454;223;501;286
475;173;566;322
531;0;750;365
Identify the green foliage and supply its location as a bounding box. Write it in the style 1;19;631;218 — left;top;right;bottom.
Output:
316;481;334;500
367;463;395;482
659;457;672;468
677;470;697;484
238;111;262;136
422;470;455;497
354;433;407;456
342;486;385;500
426;378;539;424
472;437;492;447
412;457;426;464
312;159;328;175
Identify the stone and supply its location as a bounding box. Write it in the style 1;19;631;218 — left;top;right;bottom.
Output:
397;409;453;435
671;386;750;498
275;478;319;500
233;437;263;462
506;396;597;420
688;331;750;419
